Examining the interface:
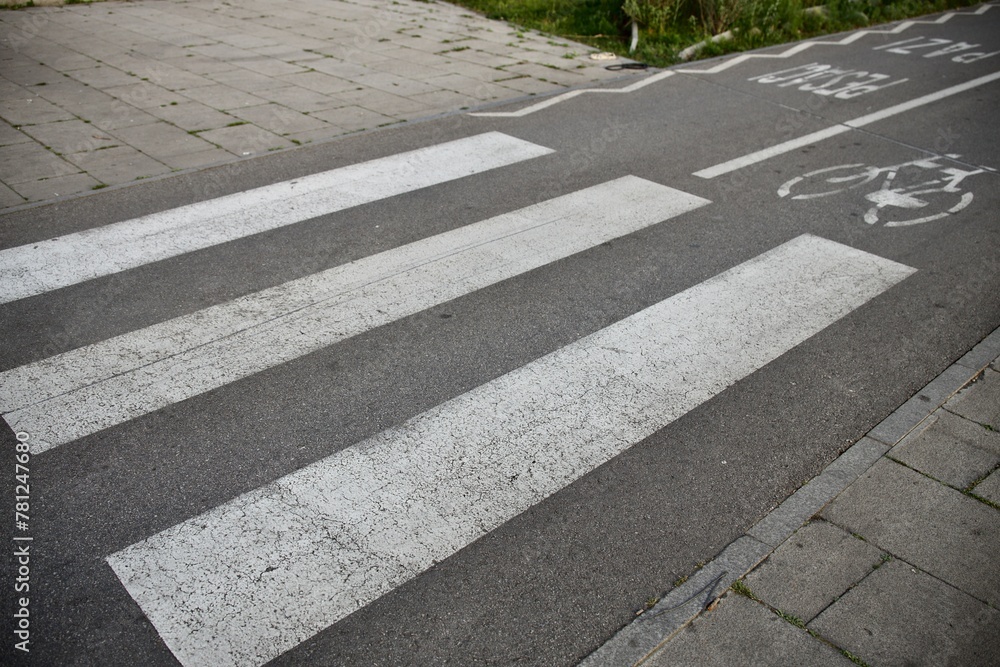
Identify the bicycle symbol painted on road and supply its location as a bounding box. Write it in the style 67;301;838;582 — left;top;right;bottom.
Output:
777;154;988;227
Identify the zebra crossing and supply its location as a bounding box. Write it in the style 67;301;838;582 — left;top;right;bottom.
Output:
0;132;916;666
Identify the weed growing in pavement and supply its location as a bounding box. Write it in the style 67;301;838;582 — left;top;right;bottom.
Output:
776;609;806;628
841;649;872;667
730;579;756;599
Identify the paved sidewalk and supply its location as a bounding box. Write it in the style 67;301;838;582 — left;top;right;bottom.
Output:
586;328;1000;666
0;0;629;211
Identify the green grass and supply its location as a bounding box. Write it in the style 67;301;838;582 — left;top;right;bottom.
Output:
443;0;986;67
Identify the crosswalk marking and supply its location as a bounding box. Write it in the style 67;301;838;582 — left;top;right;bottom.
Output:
0;132;552;304
1;177;709;454
107;234;914;667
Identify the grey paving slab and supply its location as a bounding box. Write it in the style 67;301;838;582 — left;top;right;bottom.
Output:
141;65;216;93
892;409;1000;489
305;59;379;80
643;593;852;667
129;41;191;62
809;559;1000;667
249;46;325;64
366;56;453;81
0;182;26;209
35;78;118;110
20;119;117;155
424;73;523;101
9;171;100;203
410;89;479;111
957;329;1000;372
0;122;31;147
822;459;1000;607
946;367;1000;429
232;57;309;78
229;103;329;136
88;103;160;132
971;468;1000;505
309;105;397;133
283;126;347;146
1;62;66;87
144;101;240;133
278;71;358;96
251;86;341;114
103;82;185;110
745;520;884;624
0;141;78;184
156;147;234;172
110;122;218;160
503;62;592;87
0;94;75;126
194;124;294;156
344;86;436;115
174;84;267;111
348;70;441;97
206;68;293;93
67;65;142;90
492;75;567;95
161;54;239;76
63;145;170;185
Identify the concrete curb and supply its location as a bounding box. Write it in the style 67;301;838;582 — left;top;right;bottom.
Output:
582;326;1000;666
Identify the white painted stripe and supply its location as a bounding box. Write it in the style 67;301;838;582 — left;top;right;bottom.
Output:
0;133;552;304
694;70;1000;179
470;71;675;118
1;177;709;454
693;126;850;179
108;235;914;667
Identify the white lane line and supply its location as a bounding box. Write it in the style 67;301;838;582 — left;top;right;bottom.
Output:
107;234;914;667
468;71;675;118
694;70;1000;179
0;133;552;304
1;177;709;454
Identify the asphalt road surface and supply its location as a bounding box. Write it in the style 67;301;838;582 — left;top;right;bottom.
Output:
1;8;998;666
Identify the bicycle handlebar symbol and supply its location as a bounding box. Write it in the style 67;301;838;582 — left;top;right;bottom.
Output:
777;154;985;227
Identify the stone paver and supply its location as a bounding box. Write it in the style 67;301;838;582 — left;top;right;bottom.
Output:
9;171;100;202
0;0;629;210
744;520;883;623
0;182;26;208
20;119;118;155
892;408;1000;489
63;145;170;184
144;101;239;133
643;593;852;667
809;558;1000;667
0;141;79;184
971;468;1000;504
822;458;1000;607
946;367;1000;428
194;124;294;157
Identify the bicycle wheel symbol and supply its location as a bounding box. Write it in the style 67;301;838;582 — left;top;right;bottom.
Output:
777;156;984;227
